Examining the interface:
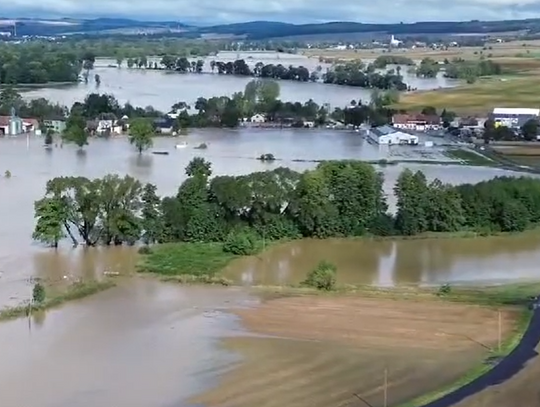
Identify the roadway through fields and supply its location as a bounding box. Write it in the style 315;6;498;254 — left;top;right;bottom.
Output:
421;298;540;407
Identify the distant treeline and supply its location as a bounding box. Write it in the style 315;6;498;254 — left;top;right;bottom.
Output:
11;17;540;40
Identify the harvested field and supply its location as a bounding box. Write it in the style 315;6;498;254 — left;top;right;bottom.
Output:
192;296;520;407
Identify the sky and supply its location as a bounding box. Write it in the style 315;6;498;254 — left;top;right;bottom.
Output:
3;0;540;25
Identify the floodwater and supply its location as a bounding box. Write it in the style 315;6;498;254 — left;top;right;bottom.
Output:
0;279;258;407
0;125;538;407
21;52;459;112
222;235;540;287
0;132;535;307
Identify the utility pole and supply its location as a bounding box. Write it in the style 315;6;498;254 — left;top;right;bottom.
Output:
498;310;502;352
383;368;388;407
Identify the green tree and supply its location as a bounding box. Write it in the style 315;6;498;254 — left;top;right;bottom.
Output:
32;197;66;247
521;119;538;141
141;183;164;244
129;118;154;154
394;169;430;235
62;113;88;149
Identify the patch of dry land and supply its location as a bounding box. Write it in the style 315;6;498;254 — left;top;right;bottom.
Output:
396;75;540;115
301;39;540;62
453;342;540;407
191;295;520;407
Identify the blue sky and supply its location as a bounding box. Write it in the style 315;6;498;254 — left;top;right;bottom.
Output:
3;0;540;24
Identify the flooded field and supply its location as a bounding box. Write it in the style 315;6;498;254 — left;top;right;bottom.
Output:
22;53;459;111
0;128;537;407
0;279;257;407
222;234;540;287
0;133;526;307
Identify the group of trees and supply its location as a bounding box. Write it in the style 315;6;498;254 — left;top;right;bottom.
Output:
372;55;415;69
152;56;408;91
416;58;441;78
0;44;81;84
32;159;540;248
443;58;503;83
322;61;408;90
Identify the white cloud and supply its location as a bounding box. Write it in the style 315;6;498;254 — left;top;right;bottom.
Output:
4;0;540;24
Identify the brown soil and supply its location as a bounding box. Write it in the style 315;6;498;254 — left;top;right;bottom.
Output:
192;295;519;407
453;343;540;407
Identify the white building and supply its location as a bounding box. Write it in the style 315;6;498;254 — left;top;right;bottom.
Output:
368;125;419;145
491;107;540;128
250;113;266;123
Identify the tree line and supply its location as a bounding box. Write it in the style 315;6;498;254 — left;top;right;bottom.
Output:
32;158;540;248
149;56;409;91
0;44;82;84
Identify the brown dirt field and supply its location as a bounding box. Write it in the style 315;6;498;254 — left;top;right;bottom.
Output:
192;296;520;407
452;343;540;407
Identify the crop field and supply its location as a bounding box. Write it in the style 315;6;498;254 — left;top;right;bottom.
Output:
192;295;520;407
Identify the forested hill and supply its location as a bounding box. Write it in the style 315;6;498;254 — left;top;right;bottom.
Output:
3;16;540;39
198;19;540;39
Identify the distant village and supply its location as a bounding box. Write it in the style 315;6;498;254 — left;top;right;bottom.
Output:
1;103;538;148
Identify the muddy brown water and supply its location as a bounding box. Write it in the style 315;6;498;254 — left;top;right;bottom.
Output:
0;279;258;407
222;235;540;287
1;133;539;407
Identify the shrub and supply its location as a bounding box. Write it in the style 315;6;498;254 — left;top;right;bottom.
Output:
32;283;46;303
437;283;452;297
138;246;153;255
223;231;258;256
303;261;337;291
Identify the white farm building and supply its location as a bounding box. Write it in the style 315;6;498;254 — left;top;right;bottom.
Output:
491;108;540;129
367;125;419;145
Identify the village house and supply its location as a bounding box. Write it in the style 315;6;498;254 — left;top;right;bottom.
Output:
43;118;66;134
153;117;175;134
392;114;441;131
250;113;266;123
86;118;124;136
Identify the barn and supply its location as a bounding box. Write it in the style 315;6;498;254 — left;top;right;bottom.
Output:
491;108;540;129
367;125;419;145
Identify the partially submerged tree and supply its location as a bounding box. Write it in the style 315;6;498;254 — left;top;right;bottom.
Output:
129;118;154;154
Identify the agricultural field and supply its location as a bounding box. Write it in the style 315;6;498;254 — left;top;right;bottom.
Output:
302;40;540;115
491;144;540;167
395;75;540;115
192;295;520;407
301;40;540;63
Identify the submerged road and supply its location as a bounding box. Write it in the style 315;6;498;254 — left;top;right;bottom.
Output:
421;297;540;407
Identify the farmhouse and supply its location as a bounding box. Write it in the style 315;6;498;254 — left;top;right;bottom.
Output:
392;114;441;131
490;107;540;129
368;125;419;145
